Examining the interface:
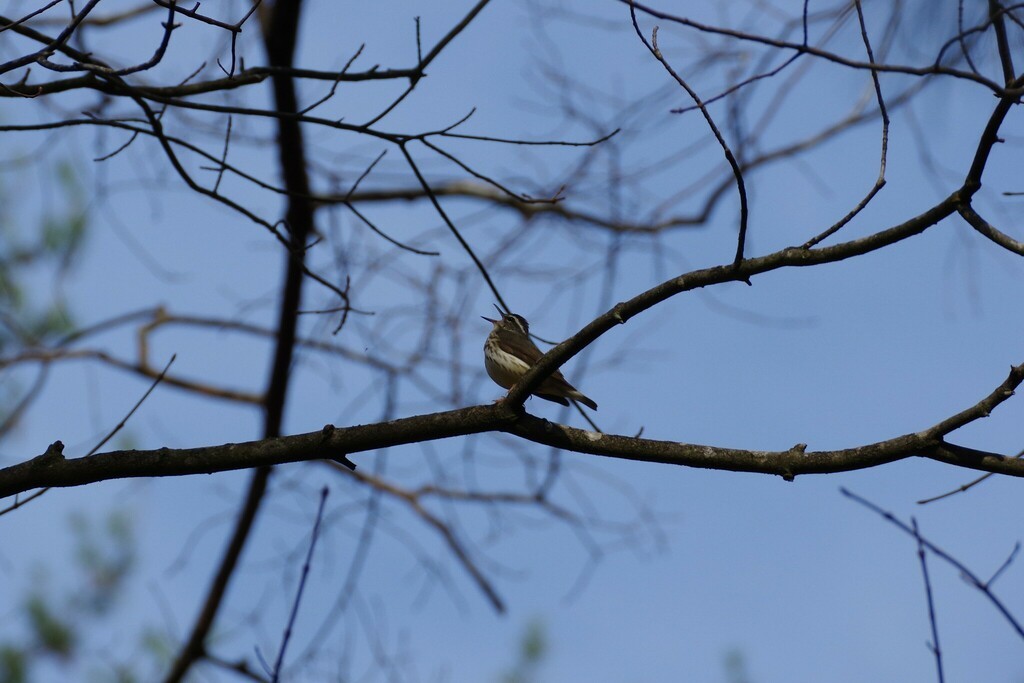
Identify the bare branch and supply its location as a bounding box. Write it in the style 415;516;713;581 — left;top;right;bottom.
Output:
843;489;1024;639
912;518;945;683
629;4;750;268
3;356;1024;503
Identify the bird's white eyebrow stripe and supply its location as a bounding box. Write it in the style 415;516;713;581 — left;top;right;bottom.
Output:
505;313;529;335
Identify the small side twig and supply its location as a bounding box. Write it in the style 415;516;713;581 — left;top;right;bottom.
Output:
801;0;889;249
399;142;509;311
842;488;1024;640
262;486;330;682
629;4;749;270
917;446;1024;505
0;354;176;517
212;116;233;194
912;518;945;683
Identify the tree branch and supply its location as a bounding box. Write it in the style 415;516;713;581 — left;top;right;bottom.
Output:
2;361;1022;500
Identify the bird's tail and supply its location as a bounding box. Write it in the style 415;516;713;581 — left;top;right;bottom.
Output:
569;391;598;411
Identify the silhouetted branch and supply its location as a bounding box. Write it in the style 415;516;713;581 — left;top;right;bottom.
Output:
3;356;1024;502
842;488;1024;639
267;486;329;682
912;518;945;683
629;4;749;267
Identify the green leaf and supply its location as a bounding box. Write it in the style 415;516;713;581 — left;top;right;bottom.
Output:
28;305;75;341
25;595;75;658
0;644;27;683
41;212;88;258
521;620;546;664
69;510;136;614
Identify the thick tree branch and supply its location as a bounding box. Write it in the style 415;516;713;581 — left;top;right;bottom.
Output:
0;406;513;498
2;361;1022;500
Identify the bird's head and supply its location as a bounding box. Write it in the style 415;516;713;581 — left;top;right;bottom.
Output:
482;304;530;335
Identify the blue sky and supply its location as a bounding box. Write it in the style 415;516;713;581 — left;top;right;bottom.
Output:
1;1;1023;681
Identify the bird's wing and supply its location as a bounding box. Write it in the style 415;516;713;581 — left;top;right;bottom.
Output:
497;333;569;377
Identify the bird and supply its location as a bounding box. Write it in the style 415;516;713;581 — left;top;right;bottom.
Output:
482;306;598;410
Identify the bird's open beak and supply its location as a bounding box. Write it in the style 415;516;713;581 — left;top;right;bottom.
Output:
481;316;497;324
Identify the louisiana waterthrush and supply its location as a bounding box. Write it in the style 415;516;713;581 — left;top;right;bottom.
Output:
482;307;598;410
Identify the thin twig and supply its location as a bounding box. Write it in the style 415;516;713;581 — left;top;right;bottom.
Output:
361;0;494;127
213;115;233;194
842;488;1024;639
268;486;329;682
0;354;175;518
912;518;945;683
917;446;1024;504
801;0;889;249
399;142;509;311
987;542;1020;587
629;5;750;269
